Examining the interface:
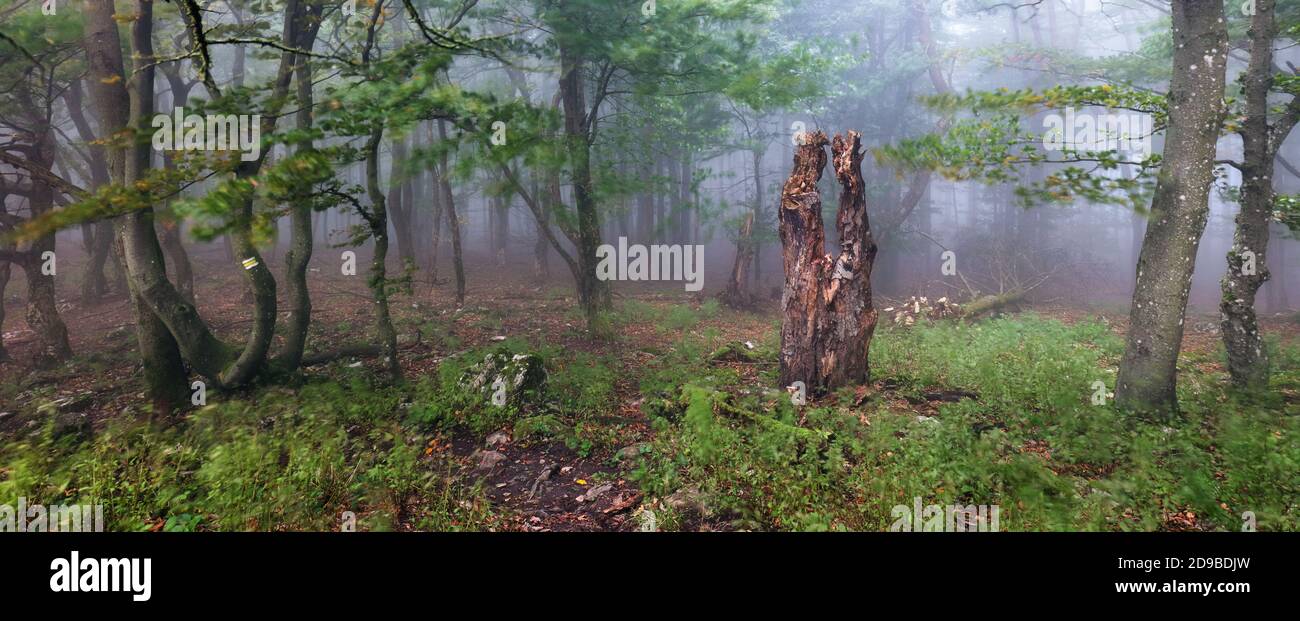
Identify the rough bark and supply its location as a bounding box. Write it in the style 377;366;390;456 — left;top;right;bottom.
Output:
1220;0;1277;390
1115;0;1227;415
777;131;878;393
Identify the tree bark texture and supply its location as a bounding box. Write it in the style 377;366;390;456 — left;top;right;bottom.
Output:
778;131;879;393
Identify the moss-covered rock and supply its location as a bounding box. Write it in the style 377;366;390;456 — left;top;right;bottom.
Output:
458;351;548;408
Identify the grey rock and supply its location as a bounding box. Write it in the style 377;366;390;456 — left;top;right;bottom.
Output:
472;450;507;470
459;352;547;407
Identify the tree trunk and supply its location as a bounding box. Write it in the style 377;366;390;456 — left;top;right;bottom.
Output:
494;194;510;267
155;215;194;305
387;136;416;269
437;119;466;304
532;179;550;281
778;131;879;393
1220;0;1276;390
280;2;323;373
722;146;765;307
427;122;444;283
65;80;115;304
104;0;187;412
364;127;403;382
19;101;72;368
559;44;608;330
722;212;756;307
1115;0;1227;415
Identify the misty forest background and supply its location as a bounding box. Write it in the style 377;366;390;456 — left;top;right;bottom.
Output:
0;0;1297;532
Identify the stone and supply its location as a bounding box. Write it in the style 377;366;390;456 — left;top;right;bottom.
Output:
459;351;547;408
472;450;507;470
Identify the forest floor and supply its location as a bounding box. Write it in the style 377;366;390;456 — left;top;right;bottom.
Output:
2;248;1298;532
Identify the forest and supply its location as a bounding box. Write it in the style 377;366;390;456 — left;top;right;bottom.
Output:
0;0;1295;533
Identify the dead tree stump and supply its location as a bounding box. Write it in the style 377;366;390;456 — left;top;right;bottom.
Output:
777;130;878;393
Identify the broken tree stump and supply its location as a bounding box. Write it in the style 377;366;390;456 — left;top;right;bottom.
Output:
777;130;879;393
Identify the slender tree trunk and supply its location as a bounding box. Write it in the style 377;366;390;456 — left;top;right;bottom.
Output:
722;212;756;307
437;119;466;304
778;131;879;392
1220;0;1277;390
365;127;402;382
532;179;550;281
280;2;323;372
559;44;608;329
427;122;444;283
723;146;765;307
1267;229;1289;310
109;0;187;412
84;221;116;300
494;195;510;267
387;136;416;268
1116;0;1227;414
65;80;115;304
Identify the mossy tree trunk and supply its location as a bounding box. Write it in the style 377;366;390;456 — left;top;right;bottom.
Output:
1221;0;1288;390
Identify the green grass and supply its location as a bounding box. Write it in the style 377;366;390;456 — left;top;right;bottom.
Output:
2;312;1294;532
0;378;494;532
631;315;1299;531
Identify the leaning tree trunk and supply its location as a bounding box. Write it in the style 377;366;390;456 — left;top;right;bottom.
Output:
1221;0;1278;390
777;131;878;393
1115;0;1227;415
